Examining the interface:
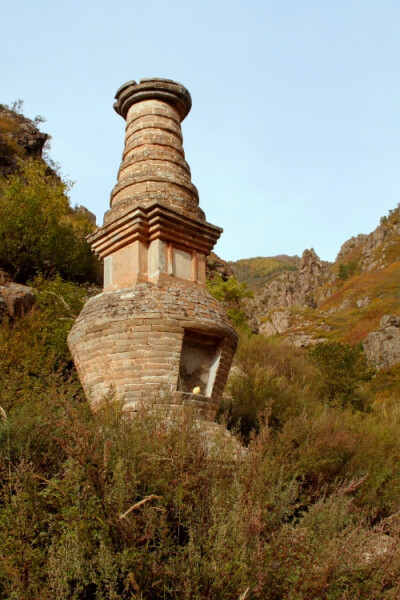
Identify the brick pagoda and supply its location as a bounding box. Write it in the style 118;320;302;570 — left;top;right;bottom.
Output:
68;78;237;421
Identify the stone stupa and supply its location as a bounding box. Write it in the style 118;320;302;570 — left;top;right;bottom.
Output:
68;78;237;422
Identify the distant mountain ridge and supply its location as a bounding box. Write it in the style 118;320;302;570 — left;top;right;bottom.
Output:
227;256;299;291
230;205;400;370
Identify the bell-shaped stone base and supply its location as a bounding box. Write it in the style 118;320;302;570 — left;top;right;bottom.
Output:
68;279;237;421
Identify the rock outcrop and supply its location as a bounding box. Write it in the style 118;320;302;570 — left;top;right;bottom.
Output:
238;205;400;360
364;315;400;369
0;105;49;176
258;307;328;347
227;204;400;365
252;248;331;315
335;206;400;273
259;309;292;336
336;234;368;264
73;205;97;226
206;252;234;281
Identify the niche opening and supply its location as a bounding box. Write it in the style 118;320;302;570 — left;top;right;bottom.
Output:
178;330;222;396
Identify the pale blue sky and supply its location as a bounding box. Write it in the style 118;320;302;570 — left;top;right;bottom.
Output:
1;0;399;262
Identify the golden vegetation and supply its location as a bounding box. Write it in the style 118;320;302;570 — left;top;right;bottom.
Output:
228;256;298;290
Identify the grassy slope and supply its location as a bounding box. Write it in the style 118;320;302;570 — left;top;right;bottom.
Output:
321;262;400;344
313;209;400;344
228;256;298;291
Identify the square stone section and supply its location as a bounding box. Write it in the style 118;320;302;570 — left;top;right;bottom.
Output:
173;248;192;280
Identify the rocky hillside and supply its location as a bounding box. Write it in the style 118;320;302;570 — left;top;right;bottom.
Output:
0;104;49;176
233;206;400;370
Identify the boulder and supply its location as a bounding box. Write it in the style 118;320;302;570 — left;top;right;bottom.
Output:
356;297;370;308
364;315;400;369
0;283;36;320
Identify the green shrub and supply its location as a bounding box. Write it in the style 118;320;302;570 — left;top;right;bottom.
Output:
207;274;254;331
308;341;374;409
220;334;321;439
2;371;400;597
0;160;101;284
339;261;358;280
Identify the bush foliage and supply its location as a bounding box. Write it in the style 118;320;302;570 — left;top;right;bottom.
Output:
0;160;101;284
308;341;374;408
207;274;253;328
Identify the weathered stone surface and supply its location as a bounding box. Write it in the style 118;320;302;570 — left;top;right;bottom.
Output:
104;79;204;224
284;333;328;348
364;315;400;369
258;307;328;347
356;297;370;308
336;234;368;264
0;283;35;320
235;206;399;353
250;248;331;341
69;279;236;420
259;309;292;336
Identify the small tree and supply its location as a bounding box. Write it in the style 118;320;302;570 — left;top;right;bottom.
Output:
308;341;374;409
207;274;253;305
338;261;358;280
0;160;100;283
207;274;253;328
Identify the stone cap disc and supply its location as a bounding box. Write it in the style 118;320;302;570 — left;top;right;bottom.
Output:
114;78;192;121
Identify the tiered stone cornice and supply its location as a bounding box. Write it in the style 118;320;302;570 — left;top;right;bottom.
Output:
88;202;222;259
